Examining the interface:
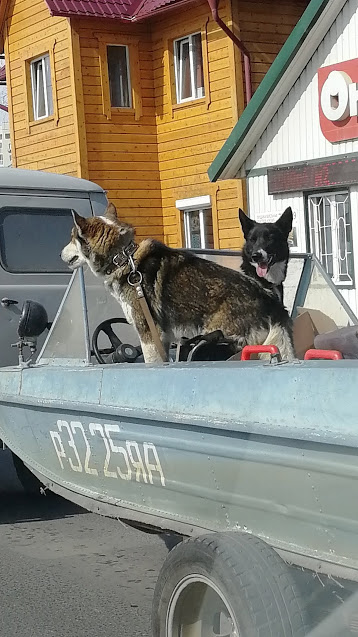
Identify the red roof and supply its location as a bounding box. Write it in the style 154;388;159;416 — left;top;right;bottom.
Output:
135;0;180;19
45;0;185;20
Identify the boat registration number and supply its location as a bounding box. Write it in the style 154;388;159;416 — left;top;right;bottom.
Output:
49;419;166;487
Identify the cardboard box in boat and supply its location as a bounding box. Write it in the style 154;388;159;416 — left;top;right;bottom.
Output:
293;307;338;359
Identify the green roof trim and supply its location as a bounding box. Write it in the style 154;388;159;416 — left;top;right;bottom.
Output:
208;0;330;182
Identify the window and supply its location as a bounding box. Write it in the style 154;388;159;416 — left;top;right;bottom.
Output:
107;45;131;108
176;196;213;249
174;32;204;103
98;35;141;120
5;133;10;139
307;191;354;286
183;209;214;249
30;54;53;120
0;208;75;273
0;154;3;166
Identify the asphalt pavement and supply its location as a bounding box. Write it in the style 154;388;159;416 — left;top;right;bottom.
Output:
0;450;168;637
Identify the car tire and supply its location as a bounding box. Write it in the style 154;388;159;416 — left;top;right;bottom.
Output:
152;531;309;637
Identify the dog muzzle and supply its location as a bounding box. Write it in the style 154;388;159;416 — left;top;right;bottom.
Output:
251;253;273;278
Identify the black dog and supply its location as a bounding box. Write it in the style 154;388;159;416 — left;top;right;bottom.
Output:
239;207;293;304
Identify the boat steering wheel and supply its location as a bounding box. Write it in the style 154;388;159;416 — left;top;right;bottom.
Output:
92;318;140;365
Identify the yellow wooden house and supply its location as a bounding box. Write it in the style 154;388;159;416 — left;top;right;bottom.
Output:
0;0;308;248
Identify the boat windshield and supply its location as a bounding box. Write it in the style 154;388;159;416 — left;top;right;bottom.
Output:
37;251;358;366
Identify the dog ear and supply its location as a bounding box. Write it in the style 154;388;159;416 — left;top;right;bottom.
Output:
118;220;135;239
275;207;293;238
105;202;118;223
238;208;256;238
72;210;88;237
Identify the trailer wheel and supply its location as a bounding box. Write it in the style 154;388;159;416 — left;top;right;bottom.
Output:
152;532;308;637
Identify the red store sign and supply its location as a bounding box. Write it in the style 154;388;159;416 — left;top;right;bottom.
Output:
318;58;358;143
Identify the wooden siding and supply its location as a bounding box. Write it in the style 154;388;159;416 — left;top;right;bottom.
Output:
234;0;309;95
152;0;246;249
4;0;78;175
76;19;163;242
3;0;308;249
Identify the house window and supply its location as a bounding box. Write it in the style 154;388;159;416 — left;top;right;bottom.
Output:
176;196;213;249
0;154;3;166
107;45;132;108
5;133;10;139
174;32;205;103
307;190;354;286
30;54;53;120
183;209;214;249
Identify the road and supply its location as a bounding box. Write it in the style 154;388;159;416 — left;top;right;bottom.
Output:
0;450;168;637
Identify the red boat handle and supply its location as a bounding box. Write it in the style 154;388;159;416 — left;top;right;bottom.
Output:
304;349;343;360
241;345;280;360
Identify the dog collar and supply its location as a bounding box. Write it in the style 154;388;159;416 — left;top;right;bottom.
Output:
105;241;138;276
113;241;138;267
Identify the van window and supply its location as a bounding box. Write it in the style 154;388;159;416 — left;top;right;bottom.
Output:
0;207;74;273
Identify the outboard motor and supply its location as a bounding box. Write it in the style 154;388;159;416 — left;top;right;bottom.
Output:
13;300;51;366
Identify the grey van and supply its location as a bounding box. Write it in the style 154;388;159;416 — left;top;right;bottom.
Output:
0;167;108;367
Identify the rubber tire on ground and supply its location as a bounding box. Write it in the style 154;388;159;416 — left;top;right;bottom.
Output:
152;531;309;637
12;452;42;493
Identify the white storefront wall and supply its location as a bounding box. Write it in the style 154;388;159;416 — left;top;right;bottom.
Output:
244;0;358;315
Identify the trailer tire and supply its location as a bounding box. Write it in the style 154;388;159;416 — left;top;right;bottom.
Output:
152;531;309;637
12;452;42;493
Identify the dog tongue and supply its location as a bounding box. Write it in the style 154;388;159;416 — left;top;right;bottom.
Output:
257;263;268;277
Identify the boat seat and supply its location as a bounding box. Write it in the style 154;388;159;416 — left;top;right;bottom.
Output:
314;326;358;359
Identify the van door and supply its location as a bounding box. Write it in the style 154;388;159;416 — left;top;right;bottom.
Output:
0;195;92;367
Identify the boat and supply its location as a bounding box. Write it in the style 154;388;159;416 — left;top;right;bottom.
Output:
1;250;357;636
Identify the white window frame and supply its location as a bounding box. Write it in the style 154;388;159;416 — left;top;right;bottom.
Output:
174;32;205;104
307;190;354;287
176;196;211;249
183;209;206;249
107;44;132;109
30;53;53;121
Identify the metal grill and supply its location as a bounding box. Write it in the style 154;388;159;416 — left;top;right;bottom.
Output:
308;191;354;286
